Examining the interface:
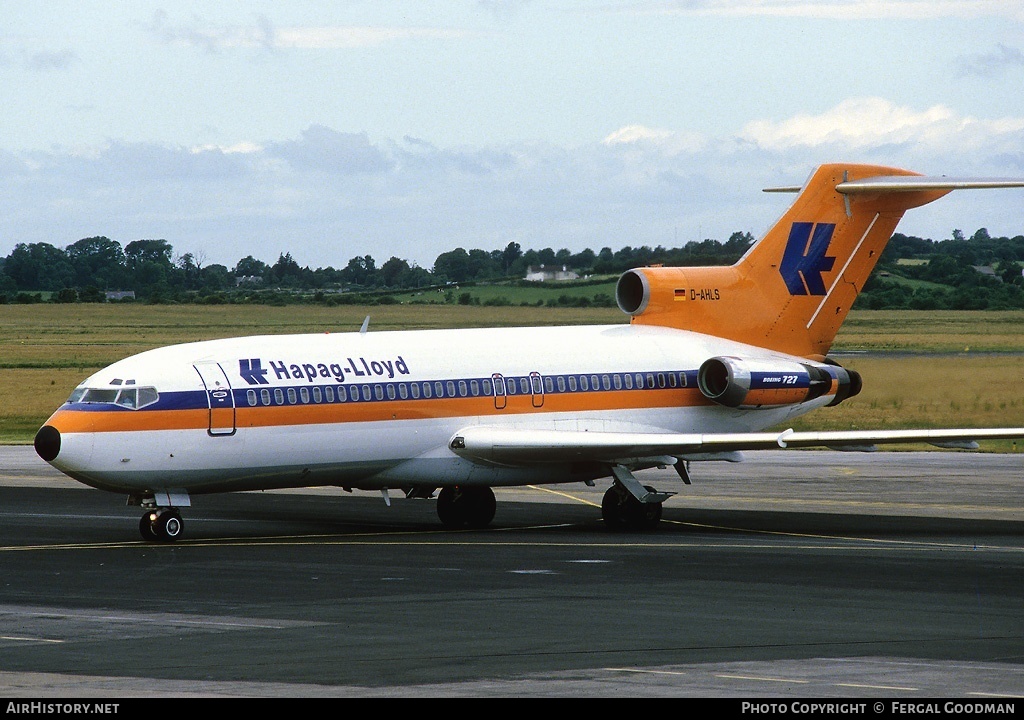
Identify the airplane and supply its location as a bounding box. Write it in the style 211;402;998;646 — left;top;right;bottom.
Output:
32;162;1024;542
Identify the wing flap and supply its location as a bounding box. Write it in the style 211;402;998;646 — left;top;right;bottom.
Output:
450;426;1024;465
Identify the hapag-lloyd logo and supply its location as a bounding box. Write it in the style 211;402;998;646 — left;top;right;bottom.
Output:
238;356;410;385
780;222;836;296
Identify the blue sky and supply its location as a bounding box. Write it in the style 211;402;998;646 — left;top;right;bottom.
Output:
2;1;1024;272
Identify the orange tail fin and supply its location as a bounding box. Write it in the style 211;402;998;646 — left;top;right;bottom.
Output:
616;163;1024;359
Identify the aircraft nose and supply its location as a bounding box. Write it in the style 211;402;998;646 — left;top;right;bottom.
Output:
34;425;61;462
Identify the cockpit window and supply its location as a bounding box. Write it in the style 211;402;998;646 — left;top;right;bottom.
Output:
70;385;160;409
82;389;119;404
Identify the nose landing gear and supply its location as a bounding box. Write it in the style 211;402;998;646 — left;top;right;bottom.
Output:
139;508;184;542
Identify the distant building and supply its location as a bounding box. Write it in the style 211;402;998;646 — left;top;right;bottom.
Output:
104;291;136;301
973;265;1001;282
235;275;264;286
525;265;579;282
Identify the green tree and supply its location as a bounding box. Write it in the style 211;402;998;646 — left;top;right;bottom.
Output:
66;236;127;290
433;248;471;283
341;255;377;287
5;243;75;290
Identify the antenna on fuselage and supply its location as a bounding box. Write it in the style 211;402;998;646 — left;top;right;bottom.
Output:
360;315;370;334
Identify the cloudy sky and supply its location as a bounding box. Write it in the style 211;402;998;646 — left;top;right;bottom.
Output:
3;1;1024;272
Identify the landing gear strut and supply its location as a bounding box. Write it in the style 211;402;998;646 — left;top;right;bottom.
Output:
139;508;184;542
437;486;496;529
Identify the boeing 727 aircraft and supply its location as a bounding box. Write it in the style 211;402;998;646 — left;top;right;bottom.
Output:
33;163;1024;541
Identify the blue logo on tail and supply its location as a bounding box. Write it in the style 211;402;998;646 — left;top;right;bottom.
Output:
780;222;836;295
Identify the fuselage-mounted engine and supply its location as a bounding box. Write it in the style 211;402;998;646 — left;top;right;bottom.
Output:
697;355;861;409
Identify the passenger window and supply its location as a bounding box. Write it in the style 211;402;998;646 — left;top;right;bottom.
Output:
325;387;334;403
274;388;284;405
458;380;467;397
287;388;297;404
247;390;257;407
300;388;310;403
313;387;323;403
261;389;271;405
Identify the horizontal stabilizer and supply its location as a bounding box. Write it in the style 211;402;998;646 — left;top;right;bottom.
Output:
837;176;1024;194
765;176;1024;194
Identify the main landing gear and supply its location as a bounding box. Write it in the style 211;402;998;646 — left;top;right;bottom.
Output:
600;464;674;531
436;486;496;529
139;507;184;542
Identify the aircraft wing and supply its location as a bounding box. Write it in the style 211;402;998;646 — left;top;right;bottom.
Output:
449;426;1024;466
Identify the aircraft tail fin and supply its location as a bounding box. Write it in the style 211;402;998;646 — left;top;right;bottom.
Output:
616;163;1024;359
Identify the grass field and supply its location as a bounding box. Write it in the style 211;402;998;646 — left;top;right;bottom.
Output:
3;304;1024;448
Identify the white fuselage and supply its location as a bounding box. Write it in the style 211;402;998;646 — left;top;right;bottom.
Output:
41;323;831;496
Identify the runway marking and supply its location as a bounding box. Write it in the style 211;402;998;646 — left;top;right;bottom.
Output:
526;485;601;507
605;667;688;676
716;673;809;684
0;635;63;644
0;605;315;633
660;517;1024;552
837;681;918;691
2;533;1023;554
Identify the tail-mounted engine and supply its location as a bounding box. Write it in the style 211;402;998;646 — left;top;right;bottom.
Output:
697;356;861;409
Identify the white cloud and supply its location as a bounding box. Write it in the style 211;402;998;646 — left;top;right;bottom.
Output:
2;105;1023;272
603;124;707;154
652;0;1024;21
145;10;466;52
272;26;468;49
738;97;1024;152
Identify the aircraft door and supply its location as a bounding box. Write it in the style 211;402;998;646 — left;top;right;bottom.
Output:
530;371;544;408
193;362;236;436
491;373;507;410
